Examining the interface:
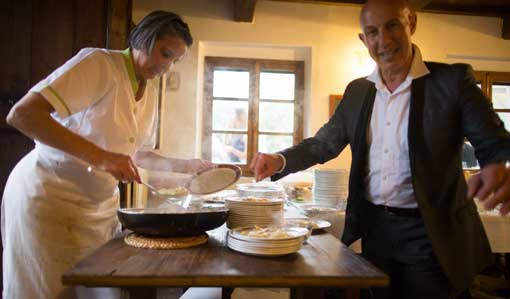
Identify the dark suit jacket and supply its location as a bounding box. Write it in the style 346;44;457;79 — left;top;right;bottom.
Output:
273;62;510;290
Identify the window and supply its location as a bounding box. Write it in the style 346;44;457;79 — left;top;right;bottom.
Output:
475;71;510;130
464;71;510;169
202;57;304;175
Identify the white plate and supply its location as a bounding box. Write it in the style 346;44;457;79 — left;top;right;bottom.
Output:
227;233;302;247
201;189;238;203
230;226;308;241
227;236;302;256
225;197;284;206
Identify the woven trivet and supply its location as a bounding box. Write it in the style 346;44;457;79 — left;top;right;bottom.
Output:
124;233;208;249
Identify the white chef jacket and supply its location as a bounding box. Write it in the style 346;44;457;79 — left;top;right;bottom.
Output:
2;47;158;299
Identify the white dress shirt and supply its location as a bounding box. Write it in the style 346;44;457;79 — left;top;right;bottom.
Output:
365;45;430;208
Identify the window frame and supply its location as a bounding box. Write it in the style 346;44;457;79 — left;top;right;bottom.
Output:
463;71;510;170
202;56;304;176
474;70;510;107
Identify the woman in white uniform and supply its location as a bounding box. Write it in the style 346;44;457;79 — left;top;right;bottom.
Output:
2;11;205;299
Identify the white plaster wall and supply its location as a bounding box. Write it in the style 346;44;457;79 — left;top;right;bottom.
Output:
133;0;510;171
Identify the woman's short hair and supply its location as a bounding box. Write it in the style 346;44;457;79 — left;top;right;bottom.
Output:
128;11;193;54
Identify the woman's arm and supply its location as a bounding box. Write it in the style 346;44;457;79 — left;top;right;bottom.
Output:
134;151;212;173
7;92;141;182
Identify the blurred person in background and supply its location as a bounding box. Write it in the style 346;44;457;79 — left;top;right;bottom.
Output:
224;107;247;163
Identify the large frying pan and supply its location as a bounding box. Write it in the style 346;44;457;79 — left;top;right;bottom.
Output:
118;206;229;237
118;164;240;237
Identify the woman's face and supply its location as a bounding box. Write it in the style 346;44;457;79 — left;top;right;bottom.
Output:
133;35;188;80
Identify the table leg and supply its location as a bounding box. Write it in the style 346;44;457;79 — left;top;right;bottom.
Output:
123;287;157;299
505;253;510;280
345;288;360;299
290;287;305;299
222;286;234;299
290;287;360;299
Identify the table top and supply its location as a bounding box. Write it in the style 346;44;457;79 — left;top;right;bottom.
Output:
62;226;388;289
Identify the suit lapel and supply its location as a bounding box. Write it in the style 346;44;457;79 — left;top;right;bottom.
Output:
408;77;427;170
343;81;376;243
349;82;376;202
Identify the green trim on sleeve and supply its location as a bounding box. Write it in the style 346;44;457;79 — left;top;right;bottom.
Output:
47;85;71;115
121;48;139;95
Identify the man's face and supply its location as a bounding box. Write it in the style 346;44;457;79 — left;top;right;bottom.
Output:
359;3;416;74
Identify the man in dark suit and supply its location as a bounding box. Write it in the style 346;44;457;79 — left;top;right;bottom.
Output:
250;0;510;298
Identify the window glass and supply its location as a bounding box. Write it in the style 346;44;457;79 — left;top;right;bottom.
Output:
259;102;294;133
212;101;248;131
213;70;249;98
496;112;510;131
260;72;295;101
211;133;247;164
258;134;293;153
492;84;510;109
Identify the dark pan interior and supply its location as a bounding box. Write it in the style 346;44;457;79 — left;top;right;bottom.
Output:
118;208;229;237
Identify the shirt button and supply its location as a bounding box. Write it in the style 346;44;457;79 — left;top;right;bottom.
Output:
129;137;135;143
384;149;389;154
383;176;387;181
386;122;391;126
133;107;137;113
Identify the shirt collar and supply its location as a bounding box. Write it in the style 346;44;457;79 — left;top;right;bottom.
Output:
367;44;430;91
121;48;139;95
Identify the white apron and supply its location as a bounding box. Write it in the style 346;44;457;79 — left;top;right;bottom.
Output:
2;47;158;299
2;149;121;299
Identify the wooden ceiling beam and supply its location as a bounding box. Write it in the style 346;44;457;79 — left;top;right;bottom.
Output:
503;15;510;40
419;4;508;17
266;0;364;7
268;0;510;39
412;0;433;10
234;0;257;23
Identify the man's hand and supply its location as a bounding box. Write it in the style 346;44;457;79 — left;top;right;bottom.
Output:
467;162;510;215
249;152;283;182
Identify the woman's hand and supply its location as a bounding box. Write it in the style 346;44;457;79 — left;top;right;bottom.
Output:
92;149;141;183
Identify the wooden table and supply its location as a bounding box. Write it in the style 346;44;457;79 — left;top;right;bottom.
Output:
62;227;388;299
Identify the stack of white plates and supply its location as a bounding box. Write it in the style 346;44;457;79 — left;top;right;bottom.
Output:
227;226;308;256
313;169;349;208
225;197;284;229
236;182;285;199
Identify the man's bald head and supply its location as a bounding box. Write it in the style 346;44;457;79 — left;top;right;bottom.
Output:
360;0;414;27
357;0;417;80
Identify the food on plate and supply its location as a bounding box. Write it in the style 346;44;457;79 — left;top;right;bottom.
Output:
302;205;337;217
237;225;292;239
156;186;188;196
242;197;271;202
285;219;315;228
285;218;331;230
226;196;274;203
200;189;237;203
286;182;312;202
